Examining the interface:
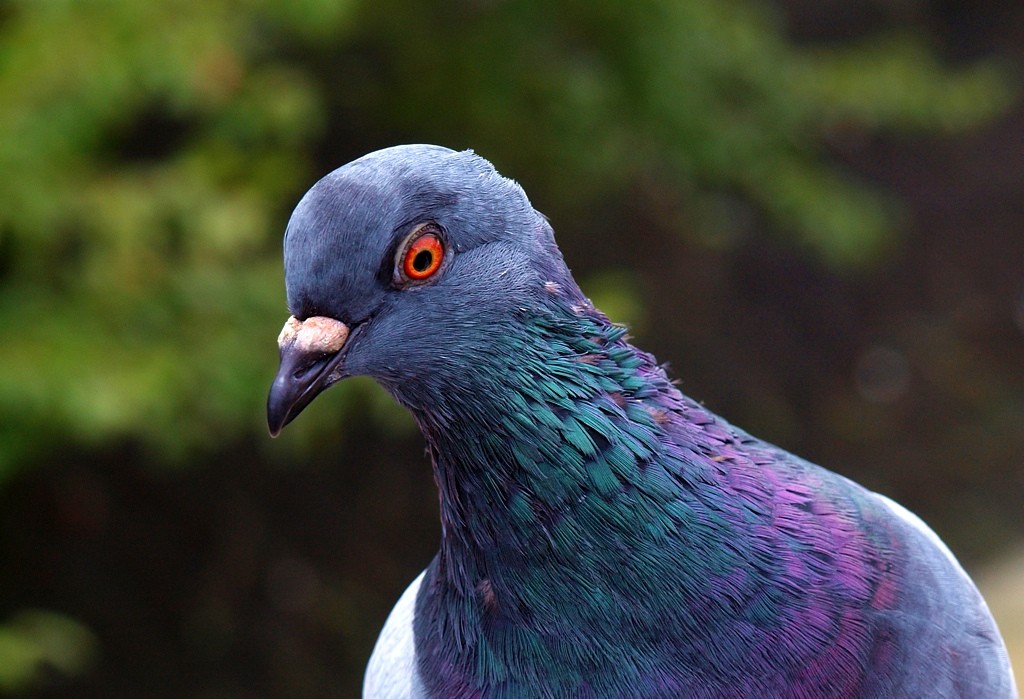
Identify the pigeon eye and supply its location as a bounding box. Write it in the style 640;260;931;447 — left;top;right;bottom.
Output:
398;225;445;283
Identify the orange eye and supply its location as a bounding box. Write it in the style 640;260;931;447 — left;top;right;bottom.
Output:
401;229;445;281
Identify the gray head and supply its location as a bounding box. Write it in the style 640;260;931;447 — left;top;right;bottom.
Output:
267;145;581;434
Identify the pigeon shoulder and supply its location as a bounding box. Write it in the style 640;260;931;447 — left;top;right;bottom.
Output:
364;571;427;699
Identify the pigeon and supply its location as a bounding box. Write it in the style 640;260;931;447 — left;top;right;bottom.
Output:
266;145;1017;698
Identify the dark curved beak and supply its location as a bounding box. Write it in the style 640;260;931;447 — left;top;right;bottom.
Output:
266;317;352;437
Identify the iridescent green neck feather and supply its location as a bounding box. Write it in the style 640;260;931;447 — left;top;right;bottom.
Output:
408;294;768;694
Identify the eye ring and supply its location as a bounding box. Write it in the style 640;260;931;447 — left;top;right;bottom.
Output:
396;224;446;284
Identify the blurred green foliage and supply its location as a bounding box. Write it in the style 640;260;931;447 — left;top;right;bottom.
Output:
0;0;348;471
0;610;96;694
0;0;1017;693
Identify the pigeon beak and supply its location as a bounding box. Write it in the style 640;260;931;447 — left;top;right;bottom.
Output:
267;316;351;437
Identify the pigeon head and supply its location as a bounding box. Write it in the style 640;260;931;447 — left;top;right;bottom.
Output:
267;145;583;435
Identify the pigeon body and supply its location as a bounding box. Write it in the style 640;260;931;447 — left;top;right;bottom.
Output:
267;145;1016;698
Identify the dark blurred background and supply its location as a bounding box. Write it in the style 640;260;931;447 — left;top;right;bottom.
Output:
0;0;1022;696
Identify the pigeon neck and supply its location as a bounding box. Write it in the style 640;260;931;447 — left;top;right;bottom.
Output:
412;296;689;590
408;298;756;693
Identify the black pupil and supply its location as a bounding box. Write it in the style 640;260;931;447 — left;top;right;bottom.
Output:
412;249;433;273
